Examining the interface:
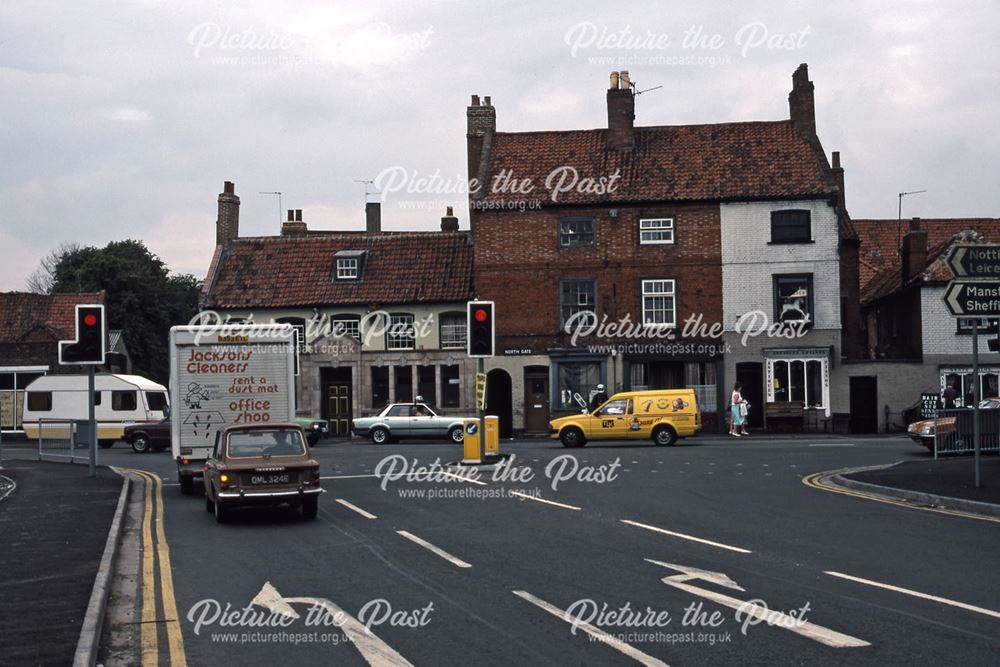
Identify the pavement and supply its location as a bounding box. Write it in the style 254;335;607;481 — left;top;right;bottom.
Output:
844;455;1000;505
0;459;123;666
1;434;998;666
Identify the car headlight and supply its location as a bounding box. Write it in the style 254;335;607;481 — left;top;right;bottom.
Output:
921;425;933;435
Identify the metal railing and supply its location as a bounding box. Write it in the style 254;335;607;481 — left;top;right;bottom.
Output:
36;419;93;464
933;409;1000;458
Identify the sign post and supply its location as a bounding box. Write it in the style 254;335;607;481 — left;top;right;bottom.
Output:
942;245;1000;488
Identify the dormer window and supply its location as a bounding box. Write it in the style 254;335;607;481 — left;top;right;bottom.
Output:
334;250;366;281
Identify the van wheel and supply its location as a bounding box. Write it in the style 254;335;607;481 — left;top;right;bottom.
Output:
448;426;464;444
98;440;115;449
131;435;151;454
560;427;586;448
653;426;678;447
179;475;194;495
370;427;390;445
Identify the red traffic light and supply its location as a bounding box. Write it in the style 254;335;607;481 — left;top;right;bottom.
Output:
474;309;489;323
83;314;98;327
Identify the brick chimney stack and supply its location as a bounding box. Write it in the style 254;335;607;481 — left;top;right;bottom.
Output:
788;63;816;139
467;94;496;196
216;180;240;245
281;209;307;236
830;151;846;211
440;206;459;232
901;217;928;283
365;202;381;233
607;71;635;150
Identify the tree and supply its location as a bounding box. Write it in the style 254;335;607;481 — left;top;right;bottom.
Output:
25;242;79;294
49;240;202;383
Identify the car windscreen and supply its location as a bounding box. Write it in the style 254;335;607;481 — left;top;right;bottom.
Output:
227;430;305;457
146;391;168;411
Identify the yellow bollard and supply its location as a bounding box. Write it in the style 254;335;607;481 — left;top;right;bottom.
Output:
462;418;482;464
484;415;499;458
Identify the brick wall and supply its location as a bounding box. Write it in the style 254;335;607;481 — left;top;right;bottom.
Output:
472;203;722;349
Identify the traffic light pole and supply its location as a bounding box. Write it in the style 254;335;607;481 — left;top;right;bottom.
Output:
88;365;97;478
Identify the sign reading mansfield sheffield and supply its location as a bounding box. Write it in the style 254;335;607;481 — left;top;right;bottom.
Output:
943;244;1000;317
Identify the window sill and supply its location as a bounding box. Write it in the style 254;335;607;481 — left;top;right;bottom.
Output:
767;240;815;245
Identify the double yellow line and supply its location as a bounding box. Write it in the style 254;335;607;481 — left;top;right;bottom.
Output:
128;469;188;666
802;467;1000;524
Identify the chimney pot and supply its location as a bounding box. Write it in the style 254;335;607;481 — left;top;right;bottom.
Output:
910;216;921;231
224;181;235;194
620;70;631;88
296;209;303;222
471;94;480;106
831;151;841;169
484;95;491;106
287;209;295;222
446;206;454;216
440;207;459;232
609;71;620;90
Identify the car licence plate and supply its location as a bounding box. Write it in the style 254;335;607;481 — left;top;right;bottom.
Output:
250;474;290;485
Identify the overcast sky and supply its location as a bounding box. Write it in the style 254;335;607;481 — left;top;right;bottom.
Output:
1;0;998;290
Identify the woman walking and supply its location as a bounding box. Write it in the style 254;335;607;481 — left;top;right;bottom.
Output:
730;382;748;437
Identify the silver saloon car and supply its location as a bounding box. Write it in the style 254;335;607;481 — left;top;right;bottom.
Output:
352;403;468;444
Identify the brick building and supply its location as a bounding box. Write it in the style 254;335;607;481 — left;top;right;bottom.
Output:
201;184;477;437
467;66;857;434
0;291;108;431
839;217;1000;431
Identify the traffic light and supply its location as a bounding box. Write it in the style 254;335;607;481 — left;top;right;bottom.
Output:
59;304;107;365
467;301;495;358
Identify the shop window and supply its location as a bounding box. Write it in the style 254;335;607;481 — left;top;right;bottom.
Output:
417;366;436;406
441;365;460;407
557;362;600;409
684;362;717;413
395;365;413;403
371;367;389;408
768;358;825;407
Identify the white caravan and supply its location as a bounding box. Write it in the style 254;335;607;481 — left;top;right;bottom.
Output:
21;373;169;446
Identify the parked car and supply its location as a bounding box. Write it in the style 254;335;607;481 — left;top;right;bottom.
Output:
123;418;171;453
202;423;321;523
293;417;329;445
907;397;1000;450
352;403;468;444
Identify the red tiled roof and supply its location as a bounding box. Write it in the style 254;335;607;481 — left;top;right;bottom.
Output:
856;219;1000;303
0;291;105;343
482;120;836;206
204;232;474;309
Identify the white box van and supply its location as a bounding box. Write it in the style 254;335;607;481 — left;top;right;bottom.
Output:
21;373;169;447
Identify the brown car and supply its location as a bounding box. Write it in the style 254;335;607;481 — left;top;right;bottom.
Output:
203;423;322;523
907;397;1000;450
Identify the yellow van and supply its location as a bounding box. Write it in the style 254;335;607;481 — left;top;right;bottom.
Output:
549;389;700;448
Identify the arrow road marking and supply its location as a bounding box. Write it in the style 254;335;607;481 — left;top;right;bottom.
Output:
825;571;1000;620
622;519;752;554
647;561;870;649
512;590;669;667
252;582;414;667
397;530;472;568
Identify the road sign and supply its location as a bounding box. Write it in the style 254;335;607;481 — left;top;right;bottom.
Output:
475;372;486;410
943;280;1000;317
946;244;1000;279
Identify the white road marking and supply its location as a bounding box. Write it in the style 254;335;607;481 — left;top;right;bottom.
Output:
397;530;472;568
439;470;488;486
509;491;582;511
0;475;16;501
336;498;377;519
321;474;381;480
621;519;752;554
512;590;669;667
825;571;1000;620
253;582;413;666
656;573;869;648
